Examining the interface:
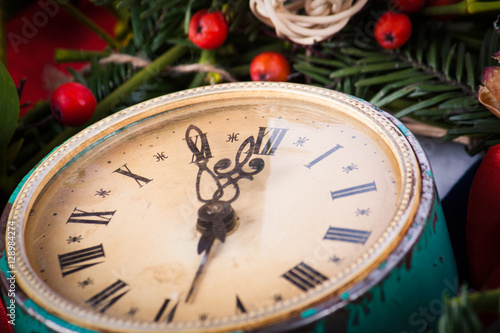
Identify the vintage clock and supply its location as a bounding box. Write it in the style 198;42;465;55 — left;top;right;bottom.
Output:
0;82;457;333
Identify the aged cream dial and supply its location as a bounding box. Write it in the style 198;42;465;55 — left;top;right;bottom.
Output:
9;83;420;332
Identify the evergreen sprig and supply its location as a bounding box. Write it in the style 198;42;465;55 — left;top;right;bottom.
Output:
294;19;500;154
438;287;485;333
66;0;271;100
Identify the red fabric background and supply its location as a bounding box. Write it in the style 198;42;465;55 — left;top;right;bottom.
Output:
6;0;116;116
0;297;13;333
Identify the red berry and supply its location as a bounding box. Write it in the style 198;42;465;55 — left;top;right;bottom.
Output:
50;82;96;127
250;52;291;82
425;0;460;20
188;9;228;50
374;12;412;49
390;0;426;13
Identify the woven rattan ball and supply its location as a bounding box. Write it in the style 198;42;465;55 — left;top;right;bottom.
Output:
250;0;369;45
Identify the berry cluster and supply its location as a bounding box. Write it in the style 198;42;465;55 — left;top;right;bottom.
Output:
374;0;459;49
187;8;290;82
49;1;465;127
50;8;291;128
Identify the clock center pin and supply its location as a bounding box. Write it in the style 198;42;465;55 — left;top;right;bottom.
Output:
197;201;238;236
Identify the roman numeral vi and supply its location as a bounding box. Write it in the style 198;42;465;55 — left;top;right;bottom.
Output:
85;280;130;313
154;298;178;323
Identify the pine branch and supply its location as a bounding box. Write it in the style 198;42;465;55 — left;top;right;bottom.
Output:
60;1;121;49
438;287;485;333
294;19;500;154
422;0;500;16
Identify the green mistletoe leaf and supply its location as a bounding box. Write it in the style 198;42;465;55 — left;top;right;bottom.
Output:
0;61;20;178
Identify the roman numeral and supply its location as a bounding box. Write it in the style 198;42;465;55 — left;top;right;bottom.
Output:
236;295;247;314
330;181;377;200
58;244;105;277
185;127;213;163
253;127;288;156
304;144;343;169
66;208;116;226
324;226;371;245
282;262;328;292
85;280;130;313
113;164;152;187
154;298;178;323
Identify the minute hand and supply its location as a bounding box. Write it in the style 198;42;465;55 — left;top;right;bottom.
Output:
185;124;265;205
211;134;265;204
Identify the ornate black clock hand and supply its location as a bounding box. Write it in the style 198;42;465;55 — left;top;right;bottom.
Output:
185;125;264;249
184;124;265;302
211;135;265;204
185;124;265;204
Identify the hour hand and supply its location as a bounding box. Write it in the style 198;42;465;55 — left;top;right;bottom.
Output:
185;201;236;303
197;230;215;255
197;217;225;254
185;237;214;303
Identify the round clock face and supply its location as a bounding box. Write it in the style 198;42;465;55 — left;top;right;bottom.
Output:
10;83;420;332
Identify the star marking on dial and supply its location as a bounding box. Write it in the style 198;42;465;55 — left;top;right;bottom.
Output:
342;163;358;173
66;235;83;244
330;255;341;263
153;152;168;162
77;277;94;289
95;188;111;198
356;208;371;216
127;307;139;317
293;137;309;146
273;294;283;303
